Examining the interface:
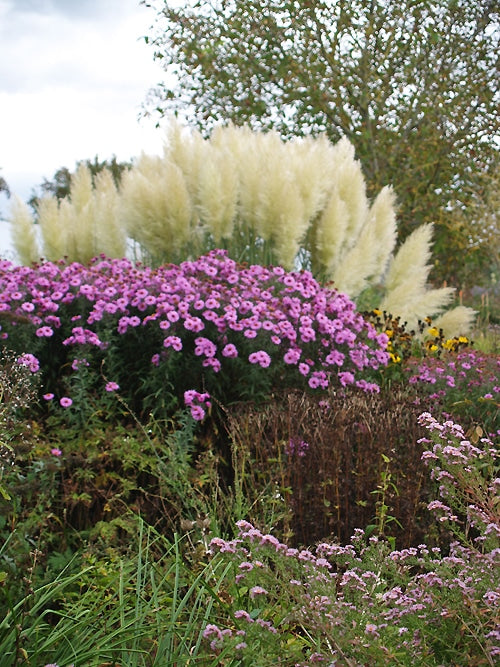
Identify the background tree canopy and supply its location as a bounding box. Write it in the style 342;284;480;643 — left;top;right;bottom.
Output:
28;155;131;212
0;170;10;199
142;0;499;286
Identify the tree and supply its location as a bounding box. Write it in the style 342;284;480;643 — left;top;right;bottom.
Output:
142;0;499;284
28;155;131;211
0;170;10;198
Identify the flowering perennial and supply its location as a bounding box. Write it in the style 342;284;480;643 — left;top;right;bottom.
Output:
0;250;389;417
407;350;499;435
205;415;499;664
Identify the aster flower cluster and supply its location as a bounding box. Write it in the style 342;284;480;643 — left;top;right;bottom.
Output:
407;350;499;435
205;416;499;664
0;251;389;419
418;412;499;551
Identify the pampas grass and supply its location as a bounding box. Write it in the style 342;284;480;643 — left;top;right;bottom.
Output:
38;196;67;261
433;306;478;338
8;120;475;335
333;186;397;296
380;224;475;331
9;197;39;265
119;155;194;262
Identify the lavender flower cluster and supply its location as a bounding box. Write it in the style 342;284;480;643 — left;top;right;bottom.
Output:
418;411;499;548
205;414;499;664
407;350;500;434
0;251;389;418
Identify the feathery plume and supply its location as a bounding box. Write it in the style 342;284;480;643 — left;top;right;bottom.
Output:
38;196;67;261
312;185;349;277
333;187;397;296
432;306;476;337
9;197;40;264
93;169;126;259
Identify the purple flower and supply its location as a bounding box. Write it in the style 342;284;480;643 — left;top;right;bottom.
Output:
190;405;206;421
105;381;120;392
339;371;354;386
234;610;254;623
59;397;73;408
248;350;271;368
35;326;54;337
249;585;268;599
283;348;301;364
365;623;379;636
298;362;310;376
222;343;238;358
50;447;62;457
163;335;183;351
16;353;40;373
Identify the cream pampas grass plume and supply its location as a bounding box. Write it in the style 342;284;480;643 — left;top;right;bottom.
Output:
333;186;397;296
196;142;239;243
7;120;476;335
38;196;67;261
120;154;193;262
10;197;39;265
380;224;474;331
92;170;126;260
432;306;477;338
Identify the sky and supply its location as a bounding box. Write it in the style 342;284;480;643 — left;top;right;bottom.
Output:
0;0;169;257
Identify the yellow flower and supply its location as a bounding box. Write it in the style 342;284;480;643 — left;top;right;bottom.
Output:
389;353;401;363
428;327;439;337
385;329;394;338
373;308;382;316
458;336;469;344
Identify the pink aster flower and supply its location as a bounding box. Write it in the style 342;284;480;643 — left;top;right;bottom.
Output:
105;381;120;392
36;326;54;337
163;335;183;351
249;585;268;599
222;343;238;358
16;353;40;373
59;397;73;408
50;448;62;457
248;350;271;368
339;371;355;386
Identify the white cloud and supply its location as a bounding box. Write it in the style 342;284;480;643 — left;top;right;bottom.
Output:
0;0;167;232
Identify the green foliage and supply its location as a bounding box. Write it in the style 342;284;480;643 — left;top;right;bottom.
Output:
0;169;9;199
0;521;230;666
143;0;499;284
0;245;498;663
0;349;39;503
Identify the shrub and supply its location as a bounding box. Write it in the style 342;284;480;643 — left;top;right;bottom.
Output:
226;387;433;548
0;250;389;424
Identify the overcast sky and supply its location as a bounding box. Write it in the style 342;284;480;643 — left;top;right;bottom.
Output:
0;0;168;255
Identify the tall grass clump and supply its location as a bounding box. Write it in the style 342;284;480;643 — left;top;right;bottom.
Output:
225;386;432;548
0;519;231;666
